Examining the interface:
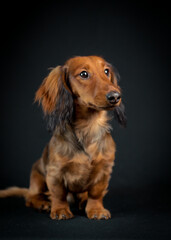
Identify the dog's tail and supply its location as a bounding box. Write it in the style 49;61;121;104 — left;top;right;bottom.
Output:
0;186;29;199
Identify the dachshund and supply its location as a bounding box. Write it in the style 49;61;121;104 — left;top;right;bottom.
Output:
0;56;126;220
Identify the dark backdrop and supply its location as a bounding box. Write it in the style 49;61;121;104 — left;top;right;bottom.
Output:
0;1;170;239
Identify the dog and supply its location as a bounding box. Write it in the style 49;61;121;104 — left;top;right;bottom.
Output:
0;56;126;220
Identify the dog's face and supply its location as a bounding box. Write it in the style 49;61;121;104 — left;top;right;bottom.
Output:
65;56;121;110
35;56;126;132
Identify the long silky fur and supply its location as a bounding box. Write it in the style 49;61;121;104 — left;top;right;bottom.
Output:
114;102;127;127
47;76;74;133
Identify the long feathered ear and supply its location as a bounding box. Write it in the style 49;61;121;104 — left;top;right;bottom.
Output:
107;63;120;84
114;102;127;128
109;64;127;127
35;66;61;114
35;66;73;132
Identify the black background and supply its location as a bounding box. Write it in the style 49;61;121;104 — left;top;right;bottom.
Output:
0;1;171;239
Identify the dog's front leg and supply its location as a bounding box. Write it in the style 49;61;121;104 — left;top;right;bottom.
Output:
46;174;73;220
86;175;111;220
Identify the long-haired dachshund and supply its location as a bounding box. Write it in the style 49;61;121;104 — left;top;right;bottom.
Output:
0;56;126;220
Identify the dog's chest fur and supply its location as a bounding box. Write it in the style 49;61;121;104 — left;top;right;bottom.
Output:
47;111;115;193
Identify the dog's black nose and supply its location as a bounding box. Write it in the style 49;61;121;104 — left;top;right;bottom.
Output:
106;91;121;104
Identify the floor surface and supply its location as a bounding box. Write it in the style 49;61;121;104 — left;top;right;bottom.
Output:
0;187;171;240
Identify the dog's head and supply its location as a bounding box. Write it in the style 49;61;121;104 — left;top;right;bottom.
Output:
35;56;126;132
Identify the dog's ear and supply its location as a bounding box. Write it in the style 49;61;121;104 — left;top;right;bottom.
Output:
114;102;127;128
109;65;126;127
35;66;73;132
35;66;62;114
109;64;120;84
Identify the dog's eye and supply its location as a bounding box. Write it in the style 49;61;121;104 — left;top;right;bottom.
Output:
80;71;89;79
104;69;110;77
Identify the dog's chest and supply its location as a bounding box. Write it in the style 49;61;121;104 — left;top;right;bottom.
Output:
62;157;92;193
58;115;114;193
62;143;113;193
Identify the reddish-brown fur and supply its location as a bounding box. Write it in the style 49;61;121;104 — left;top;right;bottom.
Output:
0;56;125;220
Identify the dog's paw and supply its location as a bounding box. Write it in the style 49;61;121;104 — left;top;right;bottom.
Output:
86;208;111;220
50;208;74;220
26;195;51;212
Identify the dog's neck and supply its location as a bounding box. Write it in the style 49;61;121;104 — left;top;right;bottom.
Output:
53;104;112;159
73;104;112;145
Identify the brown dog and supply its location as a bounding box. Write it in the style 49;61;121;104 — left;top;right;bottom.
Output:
0;56;126;220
